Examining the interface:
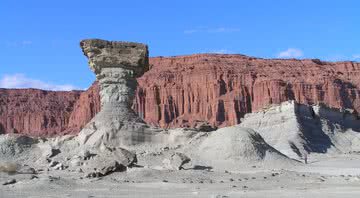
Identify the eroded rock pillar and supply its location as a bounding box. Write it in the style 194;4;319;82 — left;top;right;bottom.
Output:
78;39;150;147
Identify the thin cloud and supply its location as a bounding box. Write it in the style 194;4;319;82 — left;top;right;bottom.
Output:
21;40;32;45
353;54;360;59
208;27;240;33
324;55;349;62
184;27;240;34
209;49;233;54
6;40;33;47
0;74;80;91
184;29;199;34
277;48;304;58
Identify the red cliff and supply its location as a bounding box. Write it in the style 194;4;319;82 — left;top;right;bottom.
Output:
1;54;359;136
0;88;81;136
136;54;360;128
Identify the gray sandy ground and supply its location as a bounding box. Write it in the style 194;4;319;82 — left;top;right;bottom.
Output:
1;154;360;198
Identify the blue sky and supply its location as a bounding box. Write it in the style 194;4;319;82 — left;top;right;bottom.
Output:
1;0;359;90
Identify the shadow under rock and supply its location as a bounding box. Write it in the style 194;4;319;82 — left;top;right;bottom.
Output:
186;165;213;171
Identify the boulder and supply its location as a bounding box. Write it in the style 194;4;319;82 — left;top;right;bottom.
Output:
163;152;191;170
83;146;137;177
38;143;60;159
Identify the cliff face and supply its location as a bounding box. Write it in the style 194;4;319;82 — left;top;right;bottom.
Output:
0;88;81;136
0;54;359;136
67;82;101;133
136;54;360;128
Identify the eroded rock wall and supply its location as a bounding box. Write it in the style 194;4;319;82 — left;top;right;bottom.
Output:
1;54;359;136
0;88;82;136
136;54;360;128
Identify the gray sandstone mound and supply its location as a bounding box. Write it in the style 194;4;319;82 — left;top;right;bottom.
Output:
197;126;298;169
78;39;151;148
240;101;360;159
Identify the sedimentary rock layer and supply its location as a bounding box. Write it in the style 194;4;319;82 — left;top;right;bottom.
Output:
136;54;360;128
1;54;359;136
0;88;81;136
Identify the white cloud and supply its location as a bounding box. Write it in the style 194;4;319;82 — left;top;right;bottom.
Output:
209;49;233;54
0;74;79;91
184;27;240;34
277;48;304;58
352;54;360;59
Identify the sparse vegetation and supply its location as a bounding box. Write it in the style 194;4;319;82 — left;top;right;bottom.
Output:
0;162;18;174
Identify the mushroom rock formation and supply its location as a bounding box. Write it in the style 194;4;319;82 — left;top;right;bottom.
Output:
77;39;150;148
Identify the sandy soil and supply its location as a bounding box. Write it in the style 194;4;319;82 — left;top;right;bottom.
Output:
1;154;360;198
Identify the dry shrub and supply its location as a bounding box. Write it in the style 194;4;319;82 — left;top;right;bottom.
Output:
0;162;18;174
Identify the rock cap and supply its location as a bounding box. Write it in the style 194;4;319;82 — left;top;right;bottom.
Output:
80;39;149;76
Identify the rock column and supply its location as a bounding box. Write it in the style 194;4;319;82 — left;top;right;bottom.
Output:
78;39;150;147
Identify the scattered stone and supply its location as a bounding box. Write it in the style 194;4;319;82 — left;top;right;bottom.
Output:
2;179;16;185
243;186;248;189
40;143;61;159
48;176;60;182
30;175;39;180
54;163;65;170
83;146;136;177
163;152;191;170
215;195;229;198
161;147;169;151
272;173;279;177
49;161;59;168
70;156;83;167
162;180;168;183
229;178;234;182
194;121;217;132
18;166;36;174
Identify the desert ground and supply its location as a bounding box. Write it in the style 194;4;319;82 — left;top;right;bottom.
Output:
1;153;360;198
